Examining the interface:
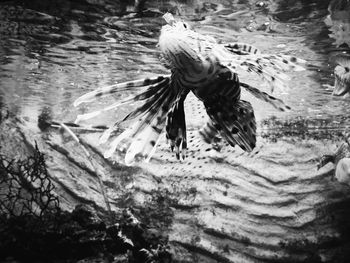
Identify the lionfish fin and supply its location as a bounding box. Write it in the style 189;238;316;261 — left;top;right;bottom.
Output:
166;88;189;160
103;80;178;165
73;75;171;107
99;123;119;144
223;42;261;55
240;82;291;111
75;100;131;123
201;72;256;152
205;98;256;152
199;119;221;144
214;43;306;92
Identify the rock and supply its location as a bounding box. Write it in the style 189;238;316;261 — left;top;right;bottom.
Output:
1;115;350;262
335;158;350;186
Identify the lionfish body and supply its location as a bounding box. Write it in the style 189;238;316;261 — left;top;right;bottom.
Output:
74;13;306;165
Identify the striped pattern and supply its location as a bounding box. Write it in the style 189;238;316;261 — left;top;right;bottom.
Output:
165;87;189;160
73;75;170;107
73;13;306;164
159;22;218;90
199;119;220;144
224;42;261;55
240;82;291;111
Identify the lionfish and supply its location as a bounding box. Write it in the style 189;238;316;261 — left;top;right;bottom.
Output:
74;13;306;165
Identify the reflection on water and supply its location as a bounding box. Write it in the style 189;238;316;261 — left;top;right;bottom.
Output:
0;0;350;129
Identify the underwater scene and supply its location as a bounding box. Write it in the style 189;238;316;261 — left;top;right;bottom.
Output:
1;0;350;262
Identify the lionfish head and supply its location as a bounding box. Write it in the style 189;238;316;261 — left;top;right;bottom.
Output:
158;13;201;70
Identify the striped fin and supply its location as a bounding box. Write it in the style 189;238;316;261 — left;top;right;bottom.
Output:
120;79;171;125
223;42;306;71
222;57;290;92
205;98;256;152
103;82;177;165
75;77;170;123
166;88;189;160
198;70;256;151
240;82;291;111
263;54;306;72
73;75;171;107
199;119;220;144
124;109;167;165
100;123;118;144
223;42;261;55
100;79;171;145
104;123;135;158
214;44;305;92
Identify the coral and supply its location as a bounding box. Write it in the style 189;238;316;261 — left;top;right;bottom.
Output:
0;143;60;218
0;145;172;262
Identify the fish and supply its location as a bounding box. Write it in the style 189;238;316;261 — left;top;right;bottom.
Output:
74;13;306;166
332;54;350;96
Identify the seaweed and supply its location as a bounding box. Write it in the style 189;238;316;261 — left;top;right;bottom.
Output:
0;144;172;263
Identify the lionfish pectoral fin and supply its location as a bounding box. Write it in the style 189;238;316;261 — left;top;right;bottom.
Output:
124;123;164;166
166;88;189;160
221;59;289;93
223;42;261;55
73;75;171;107
74;75;171;146
240;82;291;111
104;125;134;158
75;98;133;124
216;43;306;92
103;79;178;165
205;99;256;152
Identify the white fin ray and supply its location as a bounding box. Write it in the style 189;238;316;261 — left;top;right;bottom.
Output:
125;124;164;166
99;123;118;144
73;75;171;107
213;44;305;92
240;82;291;111
102;81;175;164
103;123;136;158
75;98;133;124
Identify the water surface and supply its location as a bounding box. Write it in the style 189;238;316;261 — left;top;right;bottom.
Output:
1;0;349;130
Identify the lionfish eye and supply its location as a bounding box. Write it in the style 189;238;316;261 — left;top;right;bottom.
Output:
183;23;187;28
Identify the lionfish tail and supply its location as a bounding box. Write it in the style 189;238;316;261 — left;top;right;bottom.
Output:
204;98;256;152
